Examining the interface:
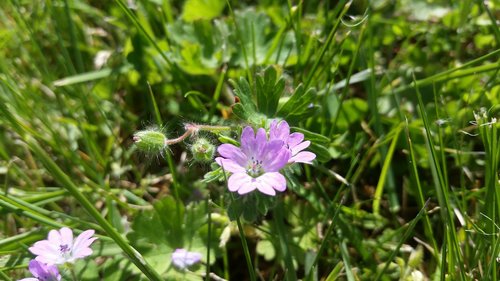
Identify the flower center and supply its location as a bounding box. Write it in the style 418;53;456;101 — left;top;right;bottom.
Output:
59;244;70;255
246;156;264;177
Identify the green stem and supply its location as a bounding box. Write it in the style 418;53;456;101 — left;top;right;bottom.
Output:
69;265;78;281
389;50;500;95
274;199;297;281
205;198;211;281
230;193;257;281
114;0;173;68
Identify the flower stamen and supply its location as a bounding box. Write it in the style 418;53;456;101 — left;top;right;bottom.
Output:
246;156;264;177
59;244;70;254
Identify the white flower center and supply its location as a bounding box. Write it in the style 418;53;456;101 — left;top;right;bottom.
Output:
246;156;264;177
59;244;71;259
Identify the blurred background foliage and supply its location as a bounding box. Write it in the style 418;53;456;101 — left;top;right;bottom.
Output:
0;0;499;280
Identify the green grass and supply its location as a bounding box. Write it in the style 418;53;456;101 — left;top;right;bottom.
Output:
1;0;499;280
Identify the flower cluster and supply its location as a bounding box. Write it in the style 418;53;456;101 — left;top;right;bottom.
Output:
215;120;315;196
20;227;97;280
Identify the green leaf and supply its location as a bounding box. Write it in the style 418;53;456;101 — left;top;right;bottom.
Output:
153;196;185;247
335;98;368;130
74;259;99;280
291;127;331;145
52;65;132;87
230;77;257;120
182;0;226;22
167;20;223;75
277;84;317;120
256;66;285;116
309;143;332;163
256;240;276;261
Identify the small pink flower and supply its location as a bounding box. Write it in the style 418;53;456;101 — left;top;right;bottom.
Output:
215;126;291;196
270;120;316;164
29;227;97;265
19;260;61;281
171;249;202;270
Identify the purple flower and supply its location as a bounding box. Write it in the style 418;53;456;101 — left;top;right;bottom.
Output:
18;260;61;281
29;227;97;265
216;126;291;196
270;120;316;164
171;249;203;270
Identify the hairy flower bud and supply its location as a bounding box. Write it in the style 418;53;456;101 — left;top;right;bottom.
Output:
190;137;215;163
133;129;167;153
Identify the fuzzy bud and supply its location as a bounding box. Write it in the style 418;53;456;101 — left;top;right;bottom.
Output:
133;129;167;153
191;138;215;163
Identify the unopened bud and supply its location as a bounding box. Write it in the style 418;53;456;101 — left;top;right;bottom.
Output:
191;138;215;163
133;129;167;153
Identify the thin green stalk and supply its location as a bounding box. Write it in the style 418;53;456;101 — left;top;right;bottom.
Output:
0;270;12;281
331;20;367;129
303;0;350;89
225;0;253;87
476;110;500;279
339;238;355;281
390;50;500;95
415;79;466;280
69;266;78;281
274;200;297;281
208;65;228;120
372;124;402;214
403;119;440;261
26;138;163;281
367;16;399;212
147;84;182;232
205;198;211;281
478;0;500;46
305;185;351;281
114;0;173;68
63;0;84;73
373;200;430;281
0;193;66;229
286;0;302;71
0;192;103;232
230;194;257;281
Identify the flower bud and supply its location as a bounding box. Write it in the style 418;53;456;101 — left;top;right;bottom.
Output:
190;137;215;163
133;129;167;153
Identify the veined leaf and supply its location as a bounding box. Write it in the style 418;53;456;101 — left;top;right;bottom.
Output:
256;66;285;116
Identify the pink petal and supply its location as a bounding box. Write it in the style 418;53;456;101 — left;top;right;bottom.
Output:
72;231;97;259
255;178;276;196
216;157;245;173
73;237;97;252
29;241;58;257
47;229;62;245
261;144;290;172
217;144;247;165
260;172;287;192
59;227;73;248
240;126;256;155
287;133;304;147
237;178;258;194
72;229;95;250
290;151;316;164
270;120;289;141
228;173;252;192
72;247;93;259
290;140;310;155
28;260;44;278
34;255;63;265
253;128;267;158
